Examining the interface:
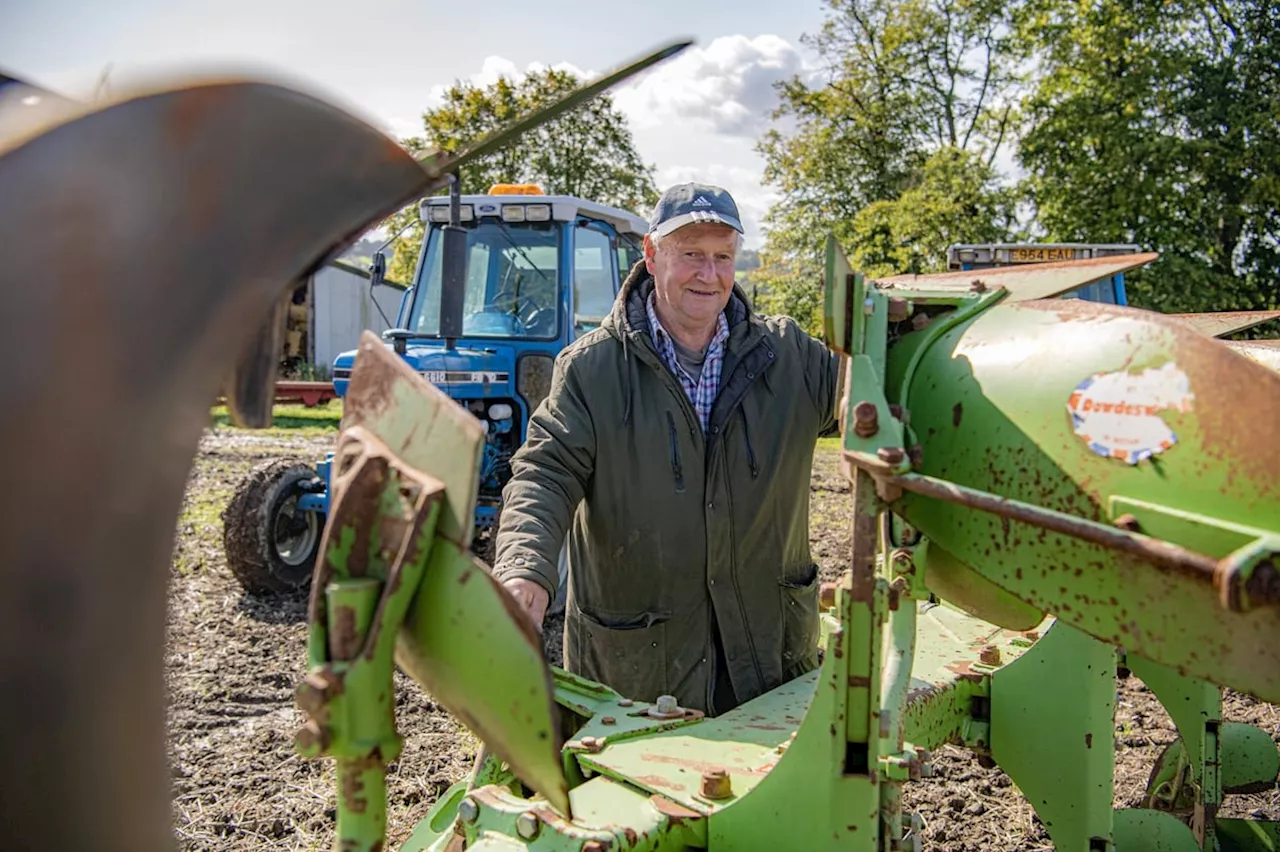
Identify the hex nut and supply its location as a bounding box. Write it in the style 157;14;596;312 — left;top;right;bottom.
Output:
647;694;684;719
700;768;733;800
456;797;479;823
516;811;540;839
877;446;905;465
978;644;1002;666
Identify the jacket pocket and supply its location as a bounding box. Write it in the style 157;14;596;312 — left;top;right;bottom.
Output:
567;605;670;703
778;563;821;680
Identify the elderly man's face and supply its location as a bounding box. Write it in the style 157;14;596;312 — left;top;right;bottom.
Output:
644;223;738;333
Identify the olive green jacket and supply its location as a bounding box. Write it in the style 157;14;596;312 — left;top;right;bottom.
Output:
492;263;842;714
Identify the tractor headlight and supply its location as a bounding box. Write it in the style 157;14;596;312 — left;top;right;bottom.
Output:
517;354;554;416
423;204;474;223
488;403;513;421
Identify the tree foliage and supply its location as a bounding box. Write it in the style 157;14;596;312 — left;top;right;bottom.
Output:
382;69;659;285
756;0;1020;332
1015;0;1280;316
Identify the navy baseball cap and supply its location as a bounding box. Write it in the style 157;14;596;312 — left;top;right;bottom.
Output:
649;183;744;238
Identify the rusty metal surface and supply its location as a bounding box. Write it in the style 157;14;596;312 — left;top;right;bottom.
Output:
579;674;817;812
873;252;1159;301
883;468;1222;581
892;296;1280;701
1169;310;1280;338
1225;339;1280;373
222;294;290;427
0;81;428;851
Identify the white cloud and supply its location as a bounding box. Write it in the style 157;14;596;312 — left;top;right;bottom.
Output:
421;56;593;110
375;35;810;248
612;35;806;137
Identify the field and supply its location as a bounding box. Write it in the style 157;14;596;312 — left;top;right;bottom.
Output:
167;420;1280;851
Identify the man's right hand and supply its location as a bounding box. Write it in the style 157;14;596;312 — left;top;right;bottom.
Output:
502;577;551;629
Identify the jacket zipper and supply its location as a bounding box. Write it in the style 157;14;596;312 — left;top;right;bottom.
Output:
665;411;685;493
740;408;759;479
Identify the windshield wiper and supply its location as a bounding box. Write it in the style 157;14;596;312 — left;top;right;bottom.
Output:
493;221;554;287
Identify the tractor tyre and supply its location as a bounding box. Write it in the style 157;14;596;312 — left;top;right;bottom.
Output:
222;459;325;595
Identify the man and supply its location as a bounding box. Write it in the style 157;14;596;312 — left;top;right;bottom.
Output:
492;183;843;716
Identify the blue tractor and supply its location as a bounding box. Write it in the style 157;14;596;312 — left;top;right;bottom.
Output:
221;183;648;594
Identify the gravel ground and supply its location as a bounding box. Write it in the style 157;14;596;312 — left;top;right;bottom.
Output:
166;429;1280;850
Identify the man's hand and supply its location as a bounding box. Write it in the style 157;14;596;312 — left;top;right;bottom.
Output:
503;577;551;629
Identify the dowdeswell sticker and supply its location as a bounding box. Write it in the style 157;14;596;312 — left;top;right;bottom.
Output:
1066;362;1196;464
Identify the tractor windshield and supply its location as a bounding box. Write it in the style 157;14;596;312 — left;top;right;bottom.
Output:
408;220;561;340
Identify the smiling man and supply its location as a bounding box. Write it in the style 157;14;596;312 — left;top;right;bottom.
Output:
492;183;843;716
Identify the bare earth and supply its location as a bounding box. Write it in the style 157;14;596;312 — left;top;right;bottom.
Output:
168;429;1280;850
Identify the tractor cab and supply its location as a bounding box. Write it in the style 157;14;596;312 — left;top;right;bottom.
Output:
947;243;1143;305
320;187;646;537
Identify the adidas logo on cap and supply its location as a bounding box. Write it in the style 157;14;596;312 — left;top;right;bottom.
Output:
691;195;713;207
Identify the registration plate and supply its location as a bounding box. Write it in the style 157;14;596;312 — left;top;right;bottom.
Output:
1010;247;1077;263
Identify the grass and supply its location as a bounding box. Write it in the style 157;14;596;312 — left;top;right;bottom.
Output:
209;401;343;432
817;436;842;454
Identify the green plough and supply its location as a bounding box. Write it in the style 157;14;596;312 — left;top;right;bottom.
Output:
292;240;1280;851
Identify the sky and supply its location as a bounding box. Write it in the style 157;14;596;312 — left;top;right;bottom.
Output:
1;0;833;248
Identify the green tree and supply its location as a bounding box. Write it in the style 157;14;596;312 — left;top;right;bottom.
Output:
1016;0;1280;317
756;0;1021;331
850;146;1019;277
382;68;659;284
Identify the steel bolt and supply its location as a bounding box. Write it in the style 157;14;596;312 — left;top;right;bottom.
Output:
877;446;905;465
516;811;540;839
908;444;924;467
456;796;479;823
294;721;331;755
853;401;879;438
1022;629;1039;641
582;842;607;852
978;644;1002;666
1245;560;1280;606
654;695;679;715
700;768;733;800
912;313;931;332
580;736;603;752
888;297;912;322
1113;514;1142;533
618;698;634;707
601;716;616;725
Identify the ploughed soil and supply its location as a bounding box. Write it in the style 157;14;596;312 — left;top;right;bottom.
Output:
168;430;1280;850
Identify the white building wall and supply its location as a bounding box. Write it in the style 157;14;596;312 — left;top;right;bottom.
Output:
311;265;407;372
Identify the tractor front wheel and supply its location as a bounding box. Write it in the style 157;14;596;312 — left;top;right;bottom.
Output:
222;460;325;595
